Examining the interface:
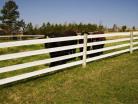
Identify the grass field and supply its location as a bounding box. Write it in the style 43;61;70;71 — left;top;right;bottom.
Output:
0;50;138;104
0;36;138;104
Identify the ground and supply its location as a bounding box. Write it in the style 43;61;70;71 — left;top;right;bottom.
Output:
0;50;138;104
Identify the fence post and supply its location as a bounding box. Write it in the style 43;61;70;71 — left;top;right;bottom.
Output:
82;33;88;68
130;31;133;54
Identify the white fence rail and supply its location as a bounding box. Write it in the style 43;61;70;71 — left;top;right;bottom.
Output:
0;32;138;85
0;35;45;39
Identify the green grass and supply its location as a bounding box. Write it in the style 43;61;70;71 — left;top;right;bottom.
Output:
0;37;138;104
0;50;138;104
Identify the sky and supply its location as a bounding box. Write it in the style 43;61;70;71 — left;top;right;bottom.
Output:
0;0;138;27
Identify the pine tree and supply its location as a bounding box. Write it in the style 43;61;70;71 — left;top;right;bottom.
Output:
0;0;21;34
24;22;34;35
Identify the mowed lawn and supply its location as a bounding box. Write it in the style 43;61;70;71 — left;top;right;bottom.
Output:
0;49;138;104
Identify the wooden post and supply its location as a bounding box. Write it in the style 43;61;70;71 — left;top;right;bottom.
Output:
130;31;133;54
82;33;88;68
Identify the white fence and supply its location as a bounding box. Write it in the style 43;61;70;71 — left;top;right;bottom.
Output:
0;35;45;40
0;32;138;85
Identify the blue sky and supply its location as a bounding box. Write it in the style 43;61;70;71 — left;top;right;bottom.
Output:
0;0;138;27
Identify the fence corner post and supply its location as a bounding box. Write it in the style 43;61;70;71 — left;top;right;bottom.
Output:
82;33;88;68
130;31;133;54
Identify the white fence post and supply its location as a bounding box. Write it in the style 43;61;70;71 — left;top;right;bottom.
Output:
82;33;88;68
130;31;133;54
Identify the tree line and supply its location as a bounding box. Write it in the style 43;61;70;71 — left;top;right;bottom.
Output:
24;22;104;35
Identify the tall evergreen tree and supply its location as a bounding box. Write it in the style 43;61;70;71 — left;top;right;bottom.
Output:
0;0;22;34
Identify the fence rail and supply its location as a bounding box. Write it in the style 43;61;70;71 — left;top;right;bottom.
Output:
0;35;83;48
0;32;138;85
0;35;45;40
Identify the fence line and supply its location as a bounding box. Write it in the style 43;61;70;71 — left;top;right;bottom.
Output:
0;60;83;85
87;49;130;62
87;38;130;46
88;32;130;38
87;43;130;55
0;35;45;37
0;32;138;85
0;52;83;73
0;35;83;48
0;44;83;61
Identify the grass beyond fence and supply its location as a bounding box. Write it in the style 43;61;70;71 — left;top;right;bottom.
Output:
0;50;138;104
